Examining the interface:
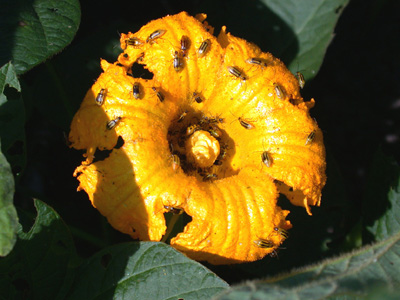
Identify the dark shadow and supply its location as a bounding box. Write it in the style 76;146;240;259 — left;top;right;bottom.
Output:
0;1;20;69
309;0;400;246
66;242;141;299
361;148;399;244
0;86;26;178
0;200;78;300
71;86;148;228
65;86;146;296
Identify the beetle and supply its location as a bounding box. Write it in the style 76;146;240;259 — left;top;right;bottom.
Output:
164;205;183;215
125;37;143;48
173;51;184;72
273;83;285;99
186;124;201;136
197;38;211;58
296;72;305;89
95;88;106;106
273;227;289;239
305;130;316;146
228;66;247;81
106;117;121;130
146;29;167;44
261;151;272;168
177;109;189;123
245;57;268;71
180;35;190;57
203;173;217;182
193;92;204;103
253;238;274;248
171;154;181;172
238;117;255;130
133;82;141;99
152;87;165;102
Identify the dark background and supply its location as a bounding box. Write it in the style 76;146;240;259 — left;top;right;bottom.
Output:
13;0;400;283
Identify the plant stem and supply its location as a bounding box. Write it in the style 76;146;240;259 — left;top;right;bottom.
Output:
161;213;180;243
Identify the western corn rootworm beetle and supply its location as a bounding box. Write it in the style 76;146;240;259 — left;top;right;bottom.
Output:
180;35;190;57
171;154;181;172
273;83;285;99
106;117;121;130
228;66;247;81
273;227;289;239
305;130;316;145
146;29;167;43
173;51;184;72
238;117;255;130
253;238;274;248
193;92;203;103
164;205;184;214
151;87;165;102
197;38;211;58
296;72;305;89
133;82;141;99
125;37;143;48
95;88;106;106
261;151;272;168
177;109;189;123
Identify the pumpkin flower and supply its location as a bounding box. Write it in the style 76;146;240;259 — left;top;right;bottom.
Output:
69;12;326;265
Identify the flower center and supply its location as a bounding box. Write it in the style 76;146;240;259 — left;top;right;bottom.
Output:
185;130;220;168
167;110;230;181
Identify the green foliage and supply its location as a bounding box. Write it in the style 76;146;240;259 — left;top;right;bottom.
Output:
0;0;81;75
0;62;21;93
0;141;18;256
0;199;77;300
67;242;228;300
1;0;400;299
199;0;349;80
261;0;350;80
0;200;227;300
363;149;400;242
0;61;26;176
214;228;400;299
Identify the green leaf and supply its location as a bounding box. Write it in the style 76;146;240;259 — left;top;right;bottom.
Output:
200;0;348;81
0;62;26;174
67;242;228;300
363;149;400;243
214;232;400;300
0;62;21;95
0;199;78;300
0;0;81;74
261;0;350;80
0;140;18;256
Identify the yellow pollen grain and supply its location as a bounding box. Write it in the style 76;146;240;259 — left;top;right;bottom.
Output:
185;130;220;168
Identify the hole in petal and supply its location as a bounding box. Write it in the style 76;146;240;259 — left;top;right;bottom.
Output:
92;136;125;163
131;63;153;79
114;136;125;149
162;210;192;243
92;148;113;163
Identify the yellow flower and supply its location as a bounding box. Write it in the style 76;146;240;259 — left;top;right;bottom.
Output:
69;12;326;264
